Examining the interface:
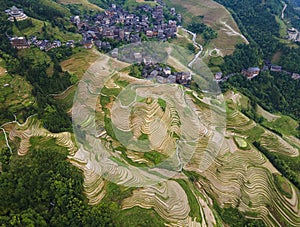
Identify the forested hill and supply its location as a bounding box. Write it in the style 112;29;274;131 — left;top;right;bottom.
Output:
215;0;300;73
213;0;300;122
214;0;282;58
289;0;300;7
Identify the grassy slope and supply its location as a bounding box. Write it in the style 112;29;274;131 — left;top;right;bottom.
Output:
101;182;166;226
57;0;104;11
262;115;299;137
0;74;36;122
12;18;81;42
60;48;99;79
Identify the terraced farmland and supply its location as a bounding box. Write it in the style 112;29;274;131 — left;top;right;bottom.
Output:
69;49;300;226
3;48;299;226
6;117;77;156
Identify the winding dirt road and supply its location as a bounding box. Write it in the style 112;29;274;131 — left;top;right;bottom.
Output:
282;2;287;20
178;26;204;67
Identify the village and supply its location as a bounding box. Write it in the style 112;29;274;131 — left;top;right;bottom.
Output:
4;4;300;84
5;2;180;52
71;3;180;50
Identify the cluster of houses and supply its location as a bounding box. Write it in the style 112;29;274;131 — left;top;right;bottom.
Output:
29;37;75;51
241;61;288;79
9;36;75;51
216;60;300;82
5;6;28;22
142;63;191;85
109;48;191;85
29;37;62;51
71;3;181;50
6;2;181;53
132;56;191;85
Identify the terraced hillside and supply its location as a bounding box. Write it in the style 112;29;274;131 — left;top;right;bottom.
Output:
2;44;299;225
68;45;299;225
0;1;299;224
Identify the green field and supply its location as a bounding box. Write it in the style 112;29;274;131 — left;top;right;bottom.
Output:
116;207;166;227
61;48;99;79
18;48;51;67
0;74;36;123
262;115;299;137
175;179;202;222
273;173;293;199
13;18;81;42
234;136;249;150
58;0;104;11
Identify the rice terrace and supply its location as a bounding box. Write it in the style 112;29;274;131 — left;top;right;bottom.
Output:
0;0;299;226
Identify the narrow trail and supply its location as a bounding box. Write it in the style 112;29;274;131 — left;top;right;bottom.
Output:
221;21;249;44
282;2;287;20
178;26;204;67
0;128;12;153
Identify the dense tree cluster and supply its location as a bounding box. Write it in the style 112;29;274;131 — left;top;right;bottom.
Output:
221;72;300;122
0;143;115;226
187;22;217;43
220;44;262;75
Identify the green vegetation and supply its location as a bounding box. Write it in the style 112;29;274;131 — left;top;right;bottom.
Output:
0;0;69;23
213;201;265;227
118;88;136;106
0;138;115;226
144;151;167;165
116;146;148;168
175;179;202;222
242;126;265;142
138;133;149;141
183;169;201;183
101;86;122;97
187;22;218;43
209;56;224;68
12;18;81;42
222;73;300;126
254;141;300;190
262;115;299;137
101;181;166;226
157;98;167;112
0;74;36;124
104;116;117;140
273;173;293;199
233;136;249;150
129;63;144;79
116;207;165;227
